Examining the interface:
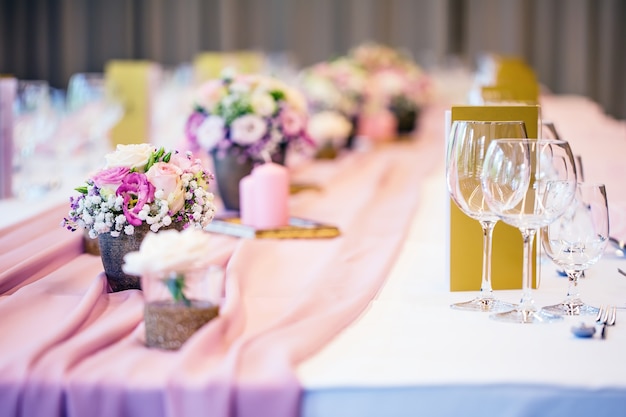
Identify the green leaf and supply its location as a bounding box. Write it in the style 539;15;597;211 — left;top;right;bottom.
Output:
144;152;157;172
270;90;285;102
163;152;172;163
75;186;89;194
155;147;165;161
165;274;191;307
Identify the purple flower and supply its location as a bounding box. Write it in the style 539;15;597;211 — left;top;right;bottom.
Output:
185;111;207;151
116;172;155;226
91;166;130;190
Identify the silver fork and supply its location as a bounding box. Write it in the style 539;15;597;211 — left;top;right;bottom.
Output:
596;306;617;339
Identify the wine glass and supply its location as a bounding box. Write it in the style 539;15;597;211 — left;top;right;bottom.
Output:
481;139;577;323
446;120;527;312
541;183;609;315
541;121;585;181
13;80;63;198
66;73;124;170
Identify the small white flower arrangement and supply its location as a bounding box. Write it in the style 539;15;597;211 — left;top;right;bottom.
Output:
306;110;353;149
185;71;311;161
123;228;215;305
62;144;217;238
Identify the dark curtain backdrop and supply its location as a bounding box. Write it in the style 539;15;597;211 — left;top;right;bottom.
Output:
1;0;625;119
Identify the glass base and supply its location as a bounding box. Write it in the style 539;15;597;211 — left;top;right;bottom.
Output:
490;308;563;323
451;297;516;313
542;301;599;316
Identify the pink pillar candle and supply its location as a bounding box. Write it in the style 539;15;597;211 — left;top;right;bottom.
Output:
358;109;397;142
239;174;256;226
251;162;290;229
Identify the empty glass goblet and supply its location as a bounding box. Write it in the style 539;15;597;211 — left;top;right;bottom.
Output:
541;183;609;315
481;139;578;323
446;120;527;312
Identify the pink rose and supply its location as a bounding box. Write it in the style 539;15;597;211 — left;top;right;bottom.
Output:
168;152;193;171
195;79;226;110
146;162;185;214
91;167;130;192
116;173;155;226
281;108;305;136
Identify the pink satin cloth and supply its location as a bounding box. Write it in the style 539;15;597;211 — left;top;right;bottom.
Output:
0;106;444;417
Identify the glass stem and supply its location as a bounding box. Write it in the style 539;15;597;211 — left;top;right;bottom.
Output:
479;220;496;298
564;270;583;305
519;228;537;311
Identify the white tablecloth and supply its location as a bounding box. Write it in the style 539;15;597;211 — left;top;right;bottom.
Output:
297;96;626;417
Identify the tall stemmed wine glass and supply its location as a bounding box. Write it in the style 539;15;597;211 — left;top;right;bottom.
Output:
446;121;527;311
481;139;577;323
541;183;609;315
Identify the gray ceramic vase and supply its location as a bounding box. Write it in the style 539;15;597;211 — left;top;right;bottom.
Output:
211;144;287;212
211;148;255;212
97;222;183;292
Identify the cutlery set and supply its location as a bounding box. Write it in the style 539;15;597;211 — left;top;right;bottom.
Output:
571;305;617;339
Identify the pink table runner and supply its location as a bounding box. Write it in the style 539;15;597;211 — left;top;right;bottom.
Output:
0;106;444;417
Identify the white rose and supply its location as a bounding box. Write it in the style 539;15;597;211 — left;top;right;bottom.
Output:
105;144;154;171
376;72;404;96
229;80;251;94
196;115;225;150
305;78;341;108
250;91;276;117
231;114;267;145
122;228;213;277
306;111;352;147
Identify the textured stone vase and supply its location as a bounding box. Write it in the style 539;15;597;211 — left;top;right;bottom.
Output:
344;115;359;149
389;97;420;136
392;106;418;135
97;222;183;292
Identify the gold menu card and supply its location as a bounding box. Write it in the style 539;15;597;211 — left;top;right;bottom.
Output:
105;60;156;146
448;105;540;291
193;51;265;82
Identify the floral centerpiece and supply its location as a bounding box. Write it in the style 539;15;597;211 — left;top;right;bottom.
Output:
298;57;367;121
62;143;217;292
185;70;310;162
63;143;216;238
184;71;311;210
349;42;433;135
306;111;353;159
123;228;222;350
298;57;367;150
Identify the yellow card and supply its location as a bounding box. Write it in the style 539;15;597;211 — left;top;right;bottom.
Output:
482;56;539;103
448;105;540;291
105;60;156;146
194;51;265;82
193;52;226;81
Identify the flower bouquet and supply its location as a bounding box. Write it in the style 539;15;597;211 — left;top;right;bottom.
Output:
298;57;367;149
123;228;223;350
306;111;353;159
62;143;217;291
349;42;433;136
184;71;310;210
